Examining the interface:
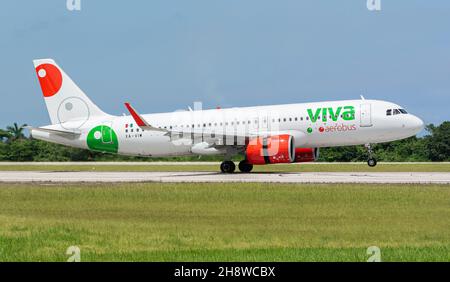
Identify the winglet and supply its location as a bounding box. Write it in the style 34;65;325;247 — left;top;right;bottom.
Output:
124;102;166;132
124;102;150;127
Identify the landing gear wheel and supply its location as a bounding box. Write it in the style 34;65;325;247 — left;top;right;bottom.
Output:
220;161;236;173
368;158;377;167
365;144;377;167
238;160;253;173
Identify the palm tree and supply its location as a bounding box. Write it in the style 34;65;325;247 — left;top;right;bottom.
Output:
0;129;11;142
6;123;27;141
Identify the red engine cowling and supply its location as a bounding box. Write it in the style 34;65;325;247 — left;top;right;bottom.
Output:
246;134;295;165
294;148;319;163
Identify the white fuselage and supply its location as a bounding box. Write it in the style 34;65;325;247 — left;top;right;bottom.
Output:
32;99;424;157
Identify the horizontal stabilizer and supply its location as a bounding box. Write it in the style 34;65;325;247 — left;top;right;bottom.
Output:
26;126;81;138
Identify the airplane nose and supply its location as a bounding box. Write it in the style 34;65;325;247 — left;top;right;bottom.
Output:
409;115;424;133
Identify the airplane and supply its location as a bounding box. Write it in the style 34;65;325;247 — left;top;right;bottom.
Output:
29;59;424;173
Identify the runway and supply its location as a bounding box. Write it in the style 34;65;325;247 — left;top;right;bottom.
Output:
0;171;449;184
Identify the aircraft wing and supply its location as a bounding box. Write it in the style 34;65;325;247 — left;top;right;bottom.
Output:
124;103;306;147
124;102;247;140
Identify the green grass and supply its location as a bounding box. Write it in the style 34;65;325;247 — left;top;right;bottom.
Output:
0;163;449;172
0;182;449;262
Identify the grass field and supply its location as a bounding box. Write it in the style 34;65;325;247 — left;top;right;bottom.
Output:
0;182;449;262
0;162;449;172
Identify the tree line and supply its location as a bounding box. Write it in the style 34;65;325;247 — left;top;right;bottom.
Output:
0;122;449;162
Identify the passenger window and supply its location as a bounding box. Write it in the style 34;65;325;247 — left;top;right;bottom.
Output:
386;109;392;116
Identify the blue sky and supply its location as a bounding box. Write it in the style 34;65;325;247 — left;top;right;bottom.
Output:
1;1;449;129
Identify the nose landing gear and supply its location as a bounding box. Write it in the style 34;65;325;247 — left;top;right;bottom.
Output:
367;158;377;167
365;144;377;167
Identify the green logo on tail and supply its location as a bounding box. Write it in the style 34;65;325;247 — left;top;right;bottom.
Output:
87;125;118;153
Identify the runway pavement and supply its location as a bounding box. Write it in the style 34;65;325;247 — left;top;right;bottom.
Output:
1;161;449;166
0;171;449;184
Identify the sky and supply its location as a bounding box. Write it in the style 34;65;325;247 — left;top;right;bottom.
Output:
0;0;449;129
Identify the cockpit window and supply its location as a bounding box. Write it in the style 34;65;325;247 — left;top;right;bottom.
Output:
387;108;408;116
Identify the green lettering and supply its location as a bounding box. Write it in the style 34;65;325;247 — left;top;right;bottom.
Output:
342;106;355;121
328;107;342;122
307;108;321;123
322;108;327;122
308;105;354;122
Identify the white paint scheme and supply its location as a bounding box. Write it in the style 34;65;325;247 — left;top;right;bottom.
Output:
30;59;424;161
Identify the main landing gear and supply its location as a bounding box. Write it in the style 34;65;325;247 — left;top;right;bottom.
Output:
365;144;377;167
220;161;235;173
238;160;253;173
220;160;254;173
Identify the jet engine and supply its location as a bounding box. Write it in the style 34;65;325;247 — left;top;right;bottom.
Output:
293;148;319;162
246;134;295;165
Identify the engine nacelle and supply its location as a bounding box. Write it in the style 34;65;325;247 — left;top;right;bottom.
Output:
246;134;295;165
294;148;319;163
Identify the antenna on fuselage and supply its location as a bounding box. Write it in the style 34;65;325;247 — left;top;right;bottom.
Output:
360;95;366;100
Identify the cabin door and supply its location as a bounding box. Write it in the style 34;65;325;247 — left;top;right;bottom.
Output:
360;103;373;127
